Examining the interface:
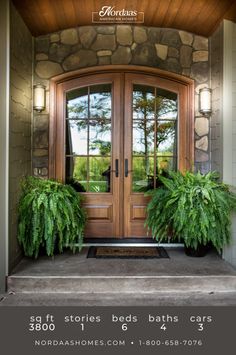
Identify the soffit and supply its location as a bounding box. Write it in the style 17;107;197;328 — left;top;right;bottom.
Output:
12;0;236;37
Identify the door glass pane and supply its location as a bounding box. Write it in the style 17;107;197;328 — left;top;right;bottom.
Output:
157;157;177;174
89;157;111;192
66;157;87;192
89;120;111;155
66;87;88;118
133;121;154;155
157;121;177;155
66;120;87;155
156;88;178;120
66;83;112;193
132;157;154;192
133;85;155;120
90;84;112;119
132;85;178;192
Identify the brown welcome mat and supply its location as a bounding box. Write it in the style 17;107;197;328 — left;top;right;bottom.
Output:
87;246;169;259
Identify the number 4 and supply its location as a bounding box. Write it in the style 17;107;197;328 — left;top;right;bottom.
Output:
160;323;167;331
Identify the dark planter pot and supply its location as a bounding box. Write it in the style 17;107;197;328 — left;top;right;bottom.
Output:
184;244;209;257
37;237;61;258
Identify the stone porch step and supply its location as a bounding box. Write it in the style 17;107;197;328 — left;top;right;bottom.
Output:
8;248;236;294
7;275;236;293
2;291;236;306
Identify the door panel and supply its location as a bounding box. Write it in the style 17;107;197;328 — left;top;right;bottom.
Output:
54;70;192;239
56;73;122;237
124;74;179;237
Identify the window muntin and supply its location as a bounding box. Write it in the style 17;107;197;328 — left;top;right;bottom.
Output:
132;85;178;192
65;84;112;193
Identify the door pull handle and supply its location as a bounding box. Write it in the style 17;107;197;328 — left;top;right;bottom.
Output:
125;159;129;177
115;159;119;177
110;159;119;177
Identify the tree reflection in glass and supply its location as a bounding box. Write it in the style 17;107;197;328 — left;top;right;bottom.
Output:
132;85;178;192
66;84;112;192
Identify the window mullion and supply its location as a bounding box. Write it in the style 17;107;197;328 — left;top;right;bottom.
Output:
154;87;157;189
87;86;90;192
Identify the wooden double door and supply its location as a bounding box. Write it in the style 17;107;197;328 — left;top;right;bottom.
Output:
53;69;192;238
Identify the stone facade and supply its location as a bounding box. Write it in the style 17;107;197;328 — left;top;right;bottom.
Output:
33;25;210;176
10;4;32;271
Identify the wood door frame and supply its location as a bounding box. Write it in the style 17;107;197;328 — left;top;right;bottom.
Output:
49;65;194;238
123;72;192;237
49;65;194;178
50;72;123;237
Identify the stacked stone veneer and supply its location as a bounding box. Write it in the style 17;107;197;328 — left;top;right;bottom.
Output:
33;25;211;177
10;4;33;270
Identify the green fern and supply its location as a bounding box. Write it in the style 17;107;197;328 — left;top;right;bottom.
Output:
145;171;236;252
17;176;86;258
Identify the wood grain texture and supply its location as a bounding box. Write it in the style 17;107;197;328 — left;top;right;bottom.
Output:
50;66;194;238
123;72;193;237
12;0;236;37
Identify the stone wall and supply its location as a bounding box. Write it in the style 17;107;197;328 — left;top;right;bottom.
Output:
9;4;32;271
209;24;223;176
33;25;211;177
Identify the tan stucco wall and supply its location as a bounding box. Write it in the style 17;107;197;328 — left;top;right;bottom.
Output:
9;3;33;272
209;23;223;176
0;0;9;292
221;20;236;267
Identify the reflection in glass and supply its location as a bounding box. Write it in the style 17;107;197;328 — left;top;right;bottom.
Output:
66;120;87;155
66;83;112;193
132;85;178;192
89;120;111;155
132;157;154;192
157;157;177;173
90;84;112;119
66;156;112;193
66;87;88;118
66;157;87;192
156;88;178;120
133;85;155;120
157;121;176;155
89;157;111;192
133;121;154;155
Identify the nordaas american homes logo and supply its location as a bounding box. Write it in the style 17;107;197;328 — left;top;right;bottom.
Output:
92;6;144;23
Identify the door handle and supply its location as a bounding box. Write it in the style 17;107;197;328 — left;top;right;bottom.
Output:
125;159;129;177
115;159;119;177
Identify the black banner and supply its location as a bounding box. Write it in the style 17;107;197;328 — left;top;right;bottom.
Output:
0;306;235;354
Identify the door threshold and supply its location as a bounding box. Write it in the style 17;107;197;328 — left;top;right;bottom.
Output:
83;238;183;248
83;243;183;248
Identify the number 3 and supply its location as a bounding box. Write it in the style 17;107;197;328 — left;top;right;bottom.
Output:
198;323;204;331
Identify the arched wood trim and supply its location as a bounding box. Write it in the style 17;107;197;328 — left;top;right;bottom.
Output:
50;64;194;86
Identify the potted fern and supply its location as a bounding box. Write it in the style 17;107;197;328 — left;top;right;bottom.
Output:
18;176;86;258
145;171;236;256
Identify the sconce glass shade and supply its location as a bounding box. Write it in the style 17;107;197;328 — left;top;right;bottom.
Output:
33;84;46;112
199;87;212;115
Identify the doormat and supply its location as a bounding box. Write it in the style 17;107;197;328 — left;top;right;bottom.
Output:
87;246;169;259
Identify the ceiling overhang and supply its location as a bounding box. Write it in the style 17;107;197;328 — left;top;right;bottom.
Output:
12;0;236;37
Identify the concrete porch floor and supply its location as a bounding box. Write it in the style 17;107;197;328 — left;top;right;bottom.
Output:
1;247;236;306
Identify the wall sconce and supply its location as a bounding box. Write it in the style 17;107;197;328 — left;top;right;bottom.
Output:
33;83;46;112
199;87;212;116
